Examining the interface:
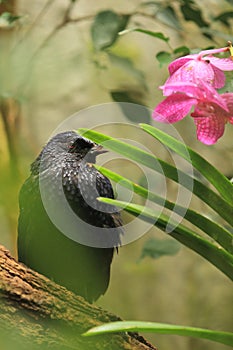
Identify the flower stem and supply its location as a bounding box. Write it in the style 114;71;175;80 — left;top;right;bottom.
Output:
228;41;233;60
198;46;229;58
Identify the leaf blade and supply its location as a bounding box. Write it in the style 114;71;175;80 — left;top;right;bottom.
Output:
84;321;233;347
78;128;233;226
119;28;169;42
94;165;233;253
140;123;233;206
91;10;130;50
98;197;233;281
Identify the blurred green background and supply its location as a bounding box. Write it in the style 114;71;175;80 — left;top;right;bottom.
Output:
0;1;232;349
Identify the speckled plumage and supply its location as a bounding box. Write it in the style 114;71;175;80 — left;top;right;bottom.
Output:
18;131;123;302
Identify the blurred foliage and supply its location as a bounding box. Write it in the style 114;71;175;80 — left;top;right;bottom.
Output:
139;237;181;261
0;11;20;26
91;10;130;50
0;0;232;125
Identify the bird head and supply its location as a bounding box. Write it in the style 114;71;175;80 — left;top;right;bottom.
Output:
31;131;107;174
46;131;107;161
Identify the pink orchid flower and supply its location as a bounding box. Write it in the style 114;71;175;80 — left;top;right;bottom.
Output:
153;82;233;145
163;47;233;89
192;93;233;145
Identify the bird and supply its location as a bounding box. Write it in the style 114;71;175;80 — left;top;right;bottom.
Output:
18;131;123;303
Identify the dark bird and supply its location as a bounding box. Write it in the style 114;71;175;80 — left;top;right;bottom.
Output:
18;131;123;302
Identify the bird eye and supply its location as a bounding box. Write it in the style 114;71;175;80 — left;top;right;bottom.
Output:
68;144;76;152
68;137;94;154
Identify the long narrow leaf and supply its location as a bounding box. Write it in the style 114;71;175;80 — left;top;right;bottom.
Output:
98;197;233;281
119;28;169;42
95;165;233;253
84;321;233;347
140;123;233;206
78;128;233;226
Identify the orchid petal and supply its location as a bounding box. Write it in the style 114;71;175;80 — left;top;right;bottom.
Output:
162;82;228;110
162;82;201;97
166;61;212;86
154;47;233;145
192;114;226;145
166;59;225;88
189;60;214;85
206;56;233;71
168;54;197;75
153;93;195;123
210;65;226;88
221;93;233;115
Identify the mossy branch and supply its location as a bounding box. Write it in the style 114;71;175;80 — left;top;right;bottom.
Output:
0;245;156;350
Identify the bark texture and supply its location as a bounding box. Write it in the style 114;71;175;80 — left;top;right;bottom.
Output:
0;245;157;350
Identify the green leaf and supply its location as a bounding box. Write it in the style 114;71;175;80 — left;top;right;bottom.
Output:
77;128;233;227
0;12;21;25
91;10;130;50
173;45;190;56
157;5;181;30
84;321;233;347
110;91;151;124
180;2;209;28
94;165;233;253
98;197;233;281
119;28;169;42
214;11;233;27
201;28;233;42
156;51;172;67
200;27;232;42
140;123;233;206
139;237;181;261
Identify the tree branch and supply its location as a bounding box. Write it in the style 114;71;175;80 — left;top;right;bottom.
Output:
0;245;156;350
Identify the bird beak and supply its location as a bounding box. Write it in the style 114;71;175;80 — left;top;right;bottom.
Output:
93;144;108;154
